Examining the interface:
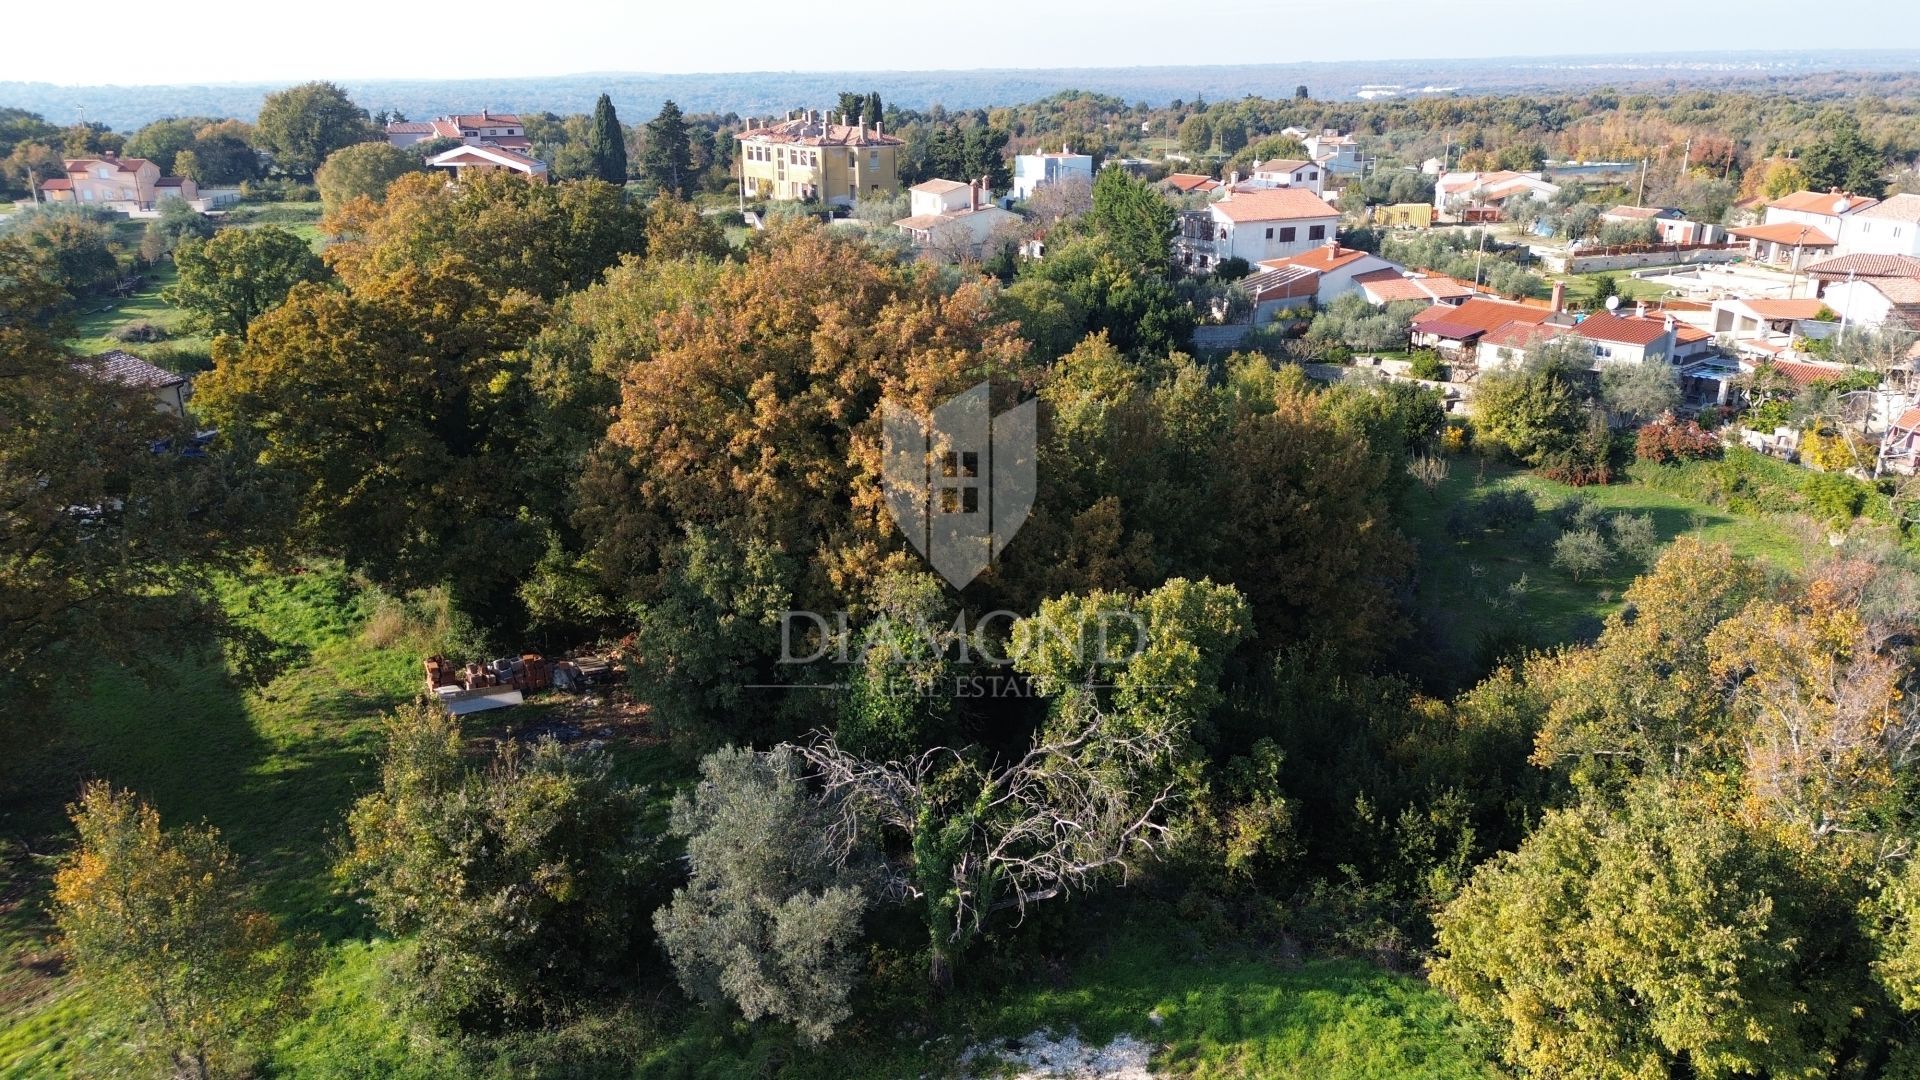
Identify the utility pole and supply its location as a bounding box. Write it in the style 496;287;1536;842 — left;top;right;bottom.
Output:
1637;157;1648;206
1681;137;1691;175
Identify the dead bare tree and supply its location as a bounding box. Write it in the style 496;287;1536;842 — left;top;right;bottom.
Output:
797;701;1180;988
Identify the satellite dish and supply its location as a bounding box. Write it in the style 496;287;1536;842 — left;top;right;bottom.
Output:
1605;294;1621;311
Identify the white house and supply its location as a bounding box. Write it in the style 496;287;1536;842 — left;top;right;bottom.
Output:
1302;131;1362;176
1821;276;1920;330
1837;194;1920;258
1257;242;1400;305
1248;158;1324;194
1011;146;1094;200
894;178;1019;257
1567;311;1679;366
428;143;549;180
1186;187;1341;267
1763;190;1876;240
1433;171;1559;213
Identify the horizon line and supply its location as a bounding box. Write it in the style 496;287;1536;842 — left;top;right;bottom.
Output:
4;46;1919;92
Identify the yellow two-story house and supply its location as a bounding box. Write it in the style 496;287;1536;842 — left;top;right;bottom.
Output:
736;110;902;207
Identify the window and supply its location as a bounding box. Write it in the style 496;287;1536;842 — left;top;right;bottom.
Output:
1265;227;1274;239
1309;171;1319;180
1309;225;1326;240
97;167;110;179
1279;227;1296;242
938;450;980;514
868;150;879;168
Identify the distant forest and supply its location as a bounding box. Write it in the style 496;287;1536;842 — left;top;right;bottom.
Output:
6;49;1920;130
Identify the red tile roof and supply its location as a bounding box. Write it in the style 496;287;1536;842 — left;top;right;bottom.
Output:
78;350;184;389
1742;299;1831;320
1164;172;1219;192
40;177;71;190
1856;194;1920;224
1353;269;1478;303
1730;222;1838;247
1254;158;1312;174
1210;187;1338;223
1412;297;1551;338
65;156;154;174
385;121;435;134
1770;359;1855;387
1893;406;1920;432
1767;190;1878;215
1261;244;1375;274
1807;254;1920;280
1480;322;1553;349
1570;312;1672;347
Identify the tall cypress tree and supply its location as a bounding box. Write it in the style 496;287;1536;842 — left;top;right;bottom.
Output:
864;91;884;128
589;93;628;184
642;100;694;198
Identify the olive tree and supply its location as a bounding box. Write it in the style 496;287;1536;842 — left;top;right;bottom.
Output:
654;744;872;1043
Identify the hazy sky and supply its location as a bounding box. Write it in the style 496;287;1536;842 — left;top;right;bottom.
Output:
5;0;1919;85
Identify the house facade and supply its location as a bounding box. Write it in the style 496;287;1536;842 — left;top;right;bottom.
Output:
894;178;1018;257
737;111;902;206
1258;243;1400;305
1012;147;1093;199
1764;189;1876;238
1411;297;1553;355
39;155;180;210
1434;171;1559;213
1248;158;1324;194
1837;194;1920;258
1176;187;1340;270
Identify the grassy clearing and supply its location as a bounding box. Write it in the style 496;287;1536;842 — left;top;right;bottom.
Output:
1396;456;1804;684
960;936;1489;1079
62;263;210;363
222;200;327;248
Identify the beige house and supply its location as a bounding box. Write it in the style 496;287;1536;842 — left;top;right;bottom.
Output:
737;110;902;206
40;155;194;211
78;351;188;415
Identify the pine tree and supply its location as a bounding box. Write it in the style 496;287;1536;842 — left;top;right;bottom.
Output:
643;99;694;198
589;93;628;184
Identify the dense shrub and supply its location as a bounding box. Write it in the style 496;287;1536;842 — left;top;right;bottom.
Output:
111;320;171;343
1635;413;1721;464
1407;350;1447;381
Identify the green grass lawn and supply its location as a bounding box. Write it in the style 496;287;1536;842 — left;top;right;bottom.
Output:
1396;456;1804;685
62;262;210;364
221;200;327;248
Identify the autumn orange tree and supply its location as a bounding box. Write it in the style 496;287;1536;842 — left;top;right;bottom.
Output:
567;223;1029;738
54;783;300;1079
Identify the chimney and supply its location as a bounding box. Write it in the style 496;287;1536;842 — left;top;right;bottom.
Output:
1635;301;1647;319
970;178;980;212
875;121;883;136
1550;281;1565;314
